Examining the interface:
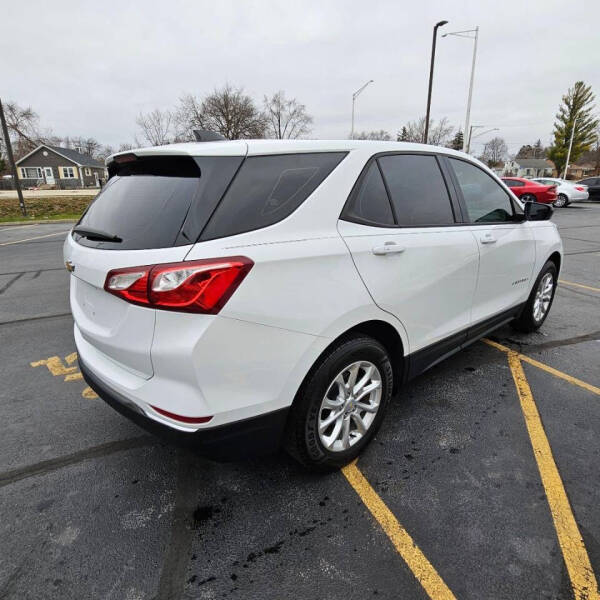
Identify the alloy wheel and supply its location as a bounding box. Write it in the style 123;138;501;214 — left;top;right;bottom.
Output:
554;194;567;208
533;272;554;322
318;361;382;452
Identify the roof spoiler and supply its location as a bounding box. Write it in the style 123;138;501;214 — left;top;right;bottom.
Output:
193;130;226;142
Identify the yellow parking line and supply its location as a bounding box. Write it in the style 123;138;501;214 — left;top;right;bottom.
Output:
483;339;600;396
0;230;69;246
507;351;599;599
342;460;457;600
559;279;600;293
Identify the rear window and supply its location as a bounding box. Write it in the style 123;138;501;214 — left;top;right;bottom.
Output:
74;155;242;250
200;152;346;240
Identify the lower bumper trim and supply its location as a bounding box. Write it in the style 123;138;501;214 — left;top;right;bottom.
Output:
79;357;290;461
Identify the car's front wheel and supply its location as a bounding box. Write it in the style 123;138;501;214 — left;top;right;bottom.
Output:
511;261;557;332
284;334;393;470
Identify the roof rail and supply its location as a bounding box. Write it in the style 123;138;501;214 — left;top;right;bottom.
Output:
193;130;226;142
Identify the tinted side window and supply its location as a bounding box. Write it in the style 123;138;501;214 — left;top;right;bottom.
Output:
342;162;394;226
378;154;454;226
450;159;514;223
201;152;346;240
504;179;524;187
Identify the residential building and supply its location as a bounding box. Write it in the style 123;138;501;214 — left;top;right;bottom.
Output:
502;158;555;178
15;145;107;189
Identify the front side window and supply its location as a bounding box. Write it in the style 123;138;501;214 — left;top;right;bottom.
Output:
378;154;454;226
342;161;394;226
201;152;346;240
449;158;514;223
62;166;76;179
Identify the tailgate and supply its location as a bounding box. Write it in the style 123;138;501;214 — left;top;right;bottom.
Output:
65;234;192;379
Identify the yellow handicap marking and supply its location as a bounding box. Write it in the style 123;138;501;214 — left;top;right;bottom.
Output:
30;352;97;399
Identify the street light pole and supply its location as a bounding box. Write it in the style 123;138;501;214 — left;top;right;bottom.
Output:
0;98;26;217
424;20;448;144
351;80;374;140
466;125;499;154
442;26;479;152
562;114;578;179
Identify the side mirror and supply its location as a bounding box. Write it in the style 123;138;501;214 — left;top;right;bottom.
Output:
524;201;553;221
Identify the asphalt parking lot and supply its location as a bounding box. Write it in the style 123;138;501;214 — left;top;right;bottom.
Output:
1;206;599;600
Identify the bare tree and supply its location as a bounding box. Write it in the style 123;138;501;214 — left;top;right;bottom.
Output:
263;91;313;139
83;137;101;157
96;145;114;160
3;101;43;158
174;94;203;141
136;109;174;146
118;142;135;152
400;117;454;146
176;85;267;140
354;130;392;141
480;137;508;167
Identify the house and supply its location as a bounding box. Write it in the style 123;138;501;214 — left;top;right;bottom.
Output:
566;163;597;180
15;144;108;189
502;158;555;178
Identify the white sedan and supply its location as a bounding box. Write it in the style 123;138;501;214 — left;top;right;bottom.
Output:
532;177;589;207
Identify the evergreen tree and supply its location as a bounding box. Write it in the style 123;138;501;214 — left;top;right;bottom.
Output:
397;126;409;142
547;81;598;176
533;139;545;158
449;129;464;150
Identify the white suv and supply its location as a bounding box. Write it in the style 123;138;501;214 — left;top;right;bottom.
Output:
64;140;562;469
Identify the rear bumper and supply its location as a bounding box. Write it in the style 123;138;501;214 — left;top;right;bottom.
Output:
80;357;289;461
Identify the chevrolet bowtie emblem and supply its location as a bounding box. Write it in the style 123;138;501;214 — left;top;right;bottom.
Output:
65;260;75;273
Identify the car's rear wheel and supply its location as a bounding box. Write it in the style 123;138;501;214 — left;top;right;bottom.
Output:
284;334;393;470
521;193;536;203
554;193;568;208
511;261;557;333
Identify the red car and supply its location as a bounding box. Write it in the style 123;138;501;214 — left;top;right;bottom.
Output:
501;177;557;204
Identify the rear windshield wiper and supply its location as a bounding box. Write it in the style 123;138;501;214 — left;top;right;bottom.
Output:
72;226;122;243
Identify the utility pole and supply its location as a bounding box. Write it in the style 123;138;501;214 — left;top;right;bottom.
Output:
0;98;26;217
424;20;448;144
562;114;578;179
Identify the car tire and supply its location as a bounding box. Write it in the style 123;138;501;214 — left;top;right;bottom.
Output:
511;261;557;333
554;194;568;208
521;193;536;203
284;334;393;471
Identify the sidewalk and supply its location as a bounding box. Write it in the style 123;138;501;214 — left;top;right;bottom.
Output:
0;218;77;226
0;189;98;199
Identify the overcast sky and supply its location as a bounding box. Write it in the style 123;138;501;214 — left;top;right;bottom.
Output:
3;0;599;155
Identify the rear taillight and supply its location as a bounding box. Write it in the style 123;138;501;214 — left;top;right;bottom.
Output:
104;256;253;313
575;186;585;191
